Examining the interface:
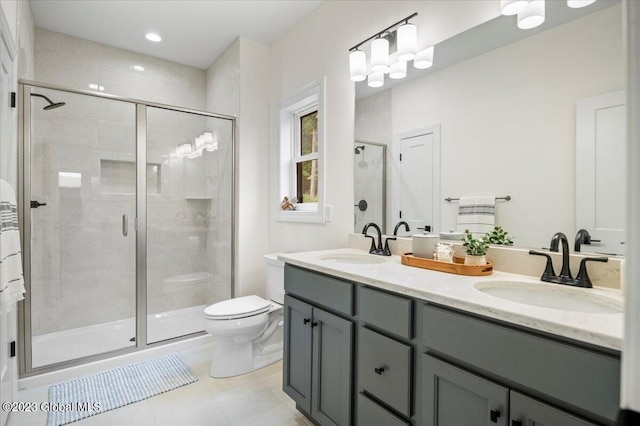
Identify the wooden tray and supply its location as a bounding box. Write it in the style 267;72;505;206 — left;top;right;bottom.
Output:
401;253;493;276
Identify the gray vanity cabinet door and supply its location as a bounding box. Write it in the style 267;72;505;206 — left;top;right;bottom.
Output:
422;355;508;426
510;391;599;426
283;295;313;414
311;307;353;426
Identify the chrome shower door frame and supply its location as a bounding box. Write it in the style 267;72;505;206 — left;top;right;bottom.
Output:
17;80;236;377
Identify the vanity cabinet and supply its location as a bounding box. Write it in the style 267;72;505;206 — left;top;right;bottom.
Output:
282;263;620;426
283;267;354;426
422;355;597;426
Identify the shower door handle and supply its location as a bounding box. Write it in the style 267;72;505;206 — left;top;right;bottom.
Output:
122;214;128;237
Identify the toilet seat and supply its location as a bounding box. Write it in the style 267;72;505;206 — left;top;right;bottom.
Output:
204;295;271;320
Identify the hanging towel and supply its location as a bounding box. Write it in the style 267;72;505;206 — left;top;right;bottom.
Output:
456;195;496;237
0;179;25;314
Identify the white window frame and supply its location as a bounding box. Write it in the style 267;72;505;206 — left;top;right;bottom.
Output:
278;77;325;223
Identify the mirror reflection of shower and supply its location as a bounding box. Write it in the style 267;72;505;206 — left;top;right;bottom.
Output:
30;93;66;110
353;140;386;234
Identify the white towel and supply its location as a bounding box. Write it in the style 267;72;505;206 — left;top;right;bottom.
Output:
456;195;496;237
0;179;25;314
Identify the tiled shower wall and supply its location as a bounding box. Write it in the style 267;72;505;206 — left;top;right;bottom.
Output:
31;29;232;336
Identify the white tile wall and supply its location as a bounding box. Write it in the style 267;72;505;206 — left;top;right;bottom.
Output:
30;30;234;341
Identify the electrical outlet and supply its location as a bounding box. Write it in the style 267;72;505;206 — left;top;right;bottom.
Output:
325;205;333;222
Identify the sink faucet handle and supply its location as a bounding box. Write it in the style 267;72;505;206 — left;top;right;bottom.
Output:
529;250;557;282
382;236;396;256
575;256;608;288
364;235;378;254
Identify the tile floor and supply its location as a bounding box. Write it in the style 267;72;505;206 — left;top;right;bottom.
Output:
7;343;311;426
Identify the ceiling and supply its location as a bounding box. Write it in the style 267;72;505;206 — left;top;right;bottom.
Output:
29;0;323;70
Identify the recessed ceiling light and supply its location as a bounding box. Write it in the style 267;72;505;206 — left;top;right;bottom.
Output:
132;65;145;72
145;32;162;42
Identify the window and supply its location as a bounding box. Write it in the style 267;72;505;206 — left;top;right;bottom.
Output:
278;78;325;223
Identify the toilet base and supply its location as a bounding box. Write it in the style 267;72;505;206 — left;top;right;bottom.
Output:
209;339;283;378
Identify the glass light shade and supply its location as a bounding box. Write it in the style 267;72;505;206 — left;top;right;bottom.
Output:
367;71;384;88
371;37;389;72
388;60;407;79
501;0;530;15
518;0;545;30
414;46;435;69
205;133;218;151
567;0;595;7
349;50;367;82
181;143;192;155
397;23;417;62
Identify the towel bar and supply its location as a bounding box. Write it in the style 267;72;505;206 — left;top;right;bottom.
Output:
445;195;511;202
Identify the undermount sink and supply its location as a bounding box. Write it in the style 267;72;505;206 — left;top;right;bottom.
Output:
318;252;388;265
474;281;622;314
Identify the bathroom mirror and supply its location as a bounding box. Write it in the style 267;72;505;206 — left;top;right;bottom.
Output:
353;0;626;255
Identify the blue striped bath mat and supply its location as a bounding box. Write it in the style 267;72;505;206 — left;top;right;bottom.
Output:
47;354;197;425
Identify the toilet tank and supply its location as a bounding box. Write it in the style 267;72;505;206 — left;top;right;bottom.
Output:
265;253;285;304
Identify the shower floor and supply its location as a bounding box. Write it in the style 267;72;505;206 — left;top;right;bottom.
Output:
31;304;206;368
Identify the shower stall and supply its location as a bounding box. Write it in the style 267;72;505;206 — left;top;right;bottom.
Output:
17;81;235;375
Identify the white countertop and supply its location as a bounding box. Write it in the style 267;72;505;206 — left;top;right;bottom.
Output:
278;248;624;351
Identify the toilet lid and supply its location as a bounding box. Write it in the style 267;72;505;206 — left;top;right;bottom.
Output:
204;295;271;319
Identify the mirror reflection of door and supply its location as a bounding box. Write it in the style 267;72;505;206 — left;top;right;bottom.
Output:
354;141;386;234
394;126;440;235
576;90;626;255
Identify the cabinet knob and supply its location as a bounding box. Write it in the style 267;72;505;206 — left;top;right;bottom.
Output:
374;367;385;375
311;321;318;327
511;421;523;426
303;318;310;325
490;410;501;423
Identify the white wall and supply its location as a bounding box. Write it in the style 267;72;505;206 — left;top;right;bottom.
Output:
392;5;623;249
206;37;270;298
268;1;502;254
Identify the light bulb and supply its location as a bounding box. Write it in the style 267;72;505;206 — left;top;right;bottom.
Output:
517;0;545;30
367;71;384;88
414;46;434;69
567;0;596;7
501;0;530;15
349;50;367;82
371;37;389;73
388;60;407;79
397;23;417;62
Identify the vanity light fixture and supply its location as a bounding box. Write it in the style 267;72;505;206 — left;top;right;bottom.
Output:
567;0;596;7
349;13;435;89
145;32;162;42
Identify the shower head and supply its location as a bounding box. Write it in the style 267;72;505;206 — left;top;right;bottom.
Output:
31;93;66;110
355;145;365;154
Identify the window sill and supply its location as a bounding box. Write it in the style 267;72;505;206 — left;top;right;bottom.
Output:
277;208;325;224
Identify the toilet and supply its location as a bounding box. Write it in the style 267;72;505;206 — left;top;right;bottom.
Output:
203;254;285;378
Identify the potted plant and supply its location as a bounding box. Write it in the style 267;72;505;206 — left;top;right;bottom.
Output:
462;229;489;265
485;226;514;246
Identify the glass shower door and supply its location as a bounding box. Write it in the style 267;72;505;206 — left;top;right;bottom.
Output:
27;87;137;368
146;107;233;344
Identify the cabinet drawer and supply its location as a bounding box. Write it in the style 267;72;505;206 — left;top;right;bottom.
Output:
358;327;412;417
284;265;354;315
358;286;413;339
357;393;410;426
422;304;620;423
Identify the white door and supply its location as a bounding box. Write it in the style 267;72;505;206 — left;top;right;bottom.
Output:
576;90;626;255
395;126;440;234
0;24;15;426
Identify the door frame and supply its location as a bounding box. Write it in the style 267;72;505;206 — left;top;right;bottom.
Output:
392;124;441;234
